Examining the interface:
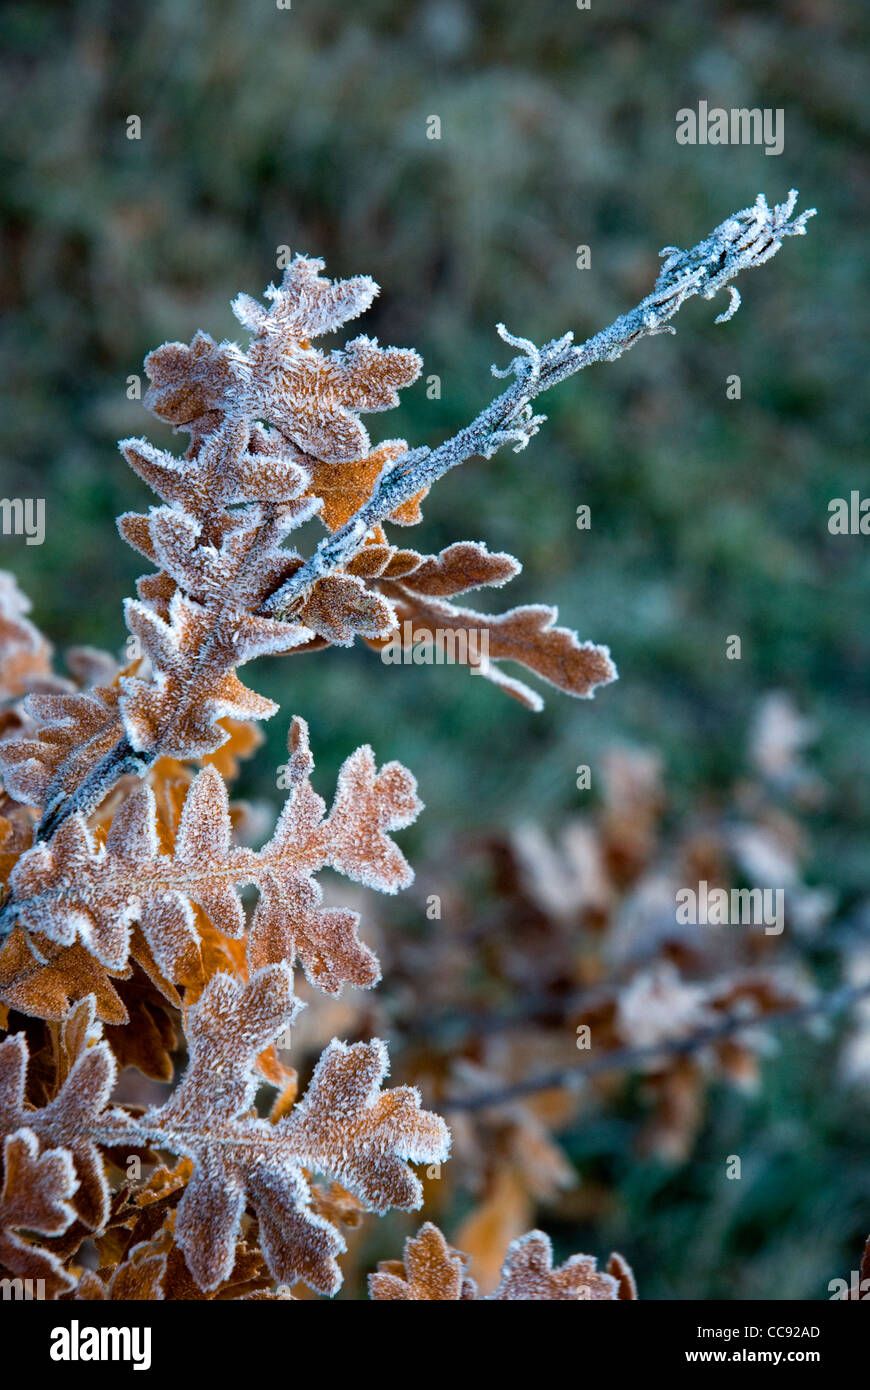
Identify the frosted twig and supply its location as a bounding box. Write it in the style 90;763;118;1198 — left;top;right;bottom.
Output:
443;972;863;1113
0;191;814;871
490;323;543;382
265;190;815;619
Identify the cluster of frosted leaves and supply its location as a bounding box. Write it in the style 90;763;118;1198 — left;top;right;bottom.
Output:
0;249;622;1300
6;714;420;989
75;1216;288;1302
0;259;422;803
0;996;115;1299
0;1128;80;1296
0;572;121;808
369;1222;636;1301
0;250;616;808
0;973;449;1296
146;254;422;462
118;420;402;653
74;1156;291;1300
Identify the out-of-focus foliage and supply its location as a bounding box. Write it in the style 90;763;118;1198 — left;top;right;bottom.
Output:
1;0;869;1299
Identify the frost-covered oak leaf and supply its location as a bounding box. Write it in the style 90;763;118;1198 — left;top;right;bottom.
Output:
0;684;122;809
382;580;617;711
119;419;314;521
279;1036;450;1215
0;1128;80;1296
8;717;420;994
143;330;238;442
119;590;310;758
297;574;397;647
0;1029;115;1231
119;501;319;614
144;256;421;464
396;541;522;597
118;422;321;621
369;1222;477;1300
0;931;128;1025
102;967;449;1294
491;1230;626;1300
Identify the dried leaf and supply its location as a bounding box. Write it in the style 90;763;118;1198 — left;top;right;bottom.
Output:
492;1230;621;1301
369;1222;476;1300
383;584;616;710
298;574;397;647
0;685;121;809
120;591;310;758
0;932;128;1025
0;1128;79;1296
0;1030;114;1230
399;542;521;597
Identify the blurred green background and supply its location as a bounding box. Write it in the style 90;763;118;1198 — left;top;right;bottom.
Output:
2;0;869;1298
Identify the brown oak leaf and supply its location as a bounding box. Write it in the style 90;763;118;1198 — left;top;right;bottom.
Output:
0;1127;79;1296
369;1222;477;1300
99;967;449;1294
